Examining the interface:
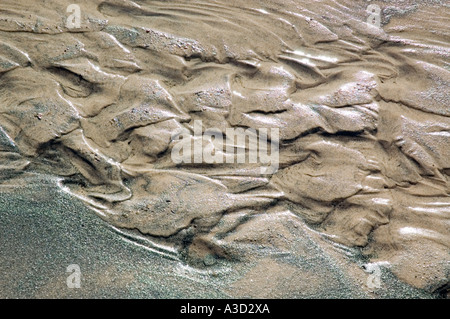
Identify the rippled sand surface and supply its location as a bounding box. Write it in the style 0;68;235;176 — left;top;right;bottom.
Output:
0;0;448;298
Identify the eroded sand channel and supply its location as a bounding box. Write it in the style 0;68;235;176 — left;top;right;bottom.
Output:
0;0;448;298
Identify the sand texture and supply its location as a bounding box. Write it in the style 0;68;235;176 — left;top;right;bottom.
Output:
0;0;448;298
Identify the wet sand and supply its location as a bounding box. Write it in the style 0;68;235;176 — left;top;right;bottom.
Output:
0;0;448;298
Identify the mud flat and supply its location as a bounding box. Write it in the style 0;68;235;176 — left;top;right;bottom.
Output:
0;0;448;298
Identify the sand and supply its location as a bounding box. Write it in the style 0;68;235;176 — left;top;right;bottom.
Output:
0;0;448;298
